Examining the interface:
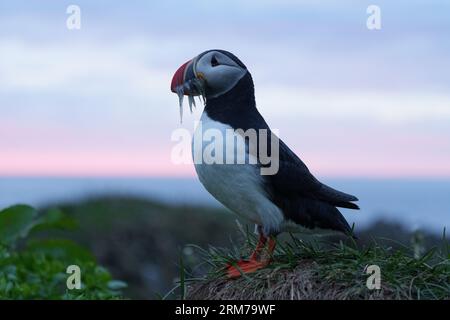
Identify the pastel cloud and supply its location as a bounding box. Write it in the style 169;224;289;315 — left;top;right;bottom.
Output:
0;1;449;177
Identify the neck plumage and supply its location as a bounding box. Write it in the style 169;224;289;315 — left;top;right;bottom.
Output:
204;72;257;126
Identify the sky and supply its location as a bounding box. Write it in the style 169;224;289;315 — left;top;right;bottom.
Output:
1;0;449;178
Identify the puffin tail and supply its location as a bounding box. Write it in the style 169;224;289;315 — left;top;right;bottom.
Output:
317;184;359;211
333;201;360;210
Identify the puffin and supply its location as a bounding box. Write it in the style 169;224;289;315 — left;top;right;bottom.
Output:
170;49;359;277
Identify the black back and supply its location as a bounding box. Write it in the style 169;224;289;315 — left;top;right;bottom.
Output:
204;68;359;236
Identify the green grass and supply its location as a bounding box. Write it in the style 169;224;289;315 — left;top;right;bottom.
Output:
179;228;450;300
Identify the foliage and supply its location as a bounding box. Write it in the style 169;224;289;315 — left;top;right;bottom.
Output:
3;197;445;300
52;196;239;299
0;205;126;299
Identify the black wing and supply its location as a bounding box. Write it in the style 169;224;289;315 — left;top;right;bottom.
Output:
213;103;359;235
263;136;359;234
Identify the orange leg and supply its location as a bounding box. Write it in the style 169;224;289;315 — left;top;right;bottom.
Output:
267;237;276;258
249;233;267;260
226;235;277;278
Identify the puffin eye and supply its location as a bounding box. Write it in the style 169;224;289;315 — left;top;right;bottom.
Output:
211;55;219;67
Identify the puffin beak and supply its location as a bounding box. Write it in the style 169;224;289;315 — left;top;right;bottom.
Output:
170;58;204;97
171;59;191;94
171;57;206;123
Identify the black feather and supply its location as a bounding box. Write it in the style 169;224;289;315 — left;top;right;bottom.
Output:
205;68;359;235
333;201;360;210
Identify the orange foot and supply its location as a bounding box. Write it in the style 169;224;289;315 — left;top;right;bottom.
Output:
226;259;268;278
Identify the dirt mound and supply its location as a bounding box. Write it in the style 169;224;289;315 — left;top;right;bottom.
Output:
187;261;392;300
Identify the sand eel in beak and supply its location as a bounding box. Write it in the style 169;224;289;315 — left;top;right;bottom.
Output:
171;49;359;278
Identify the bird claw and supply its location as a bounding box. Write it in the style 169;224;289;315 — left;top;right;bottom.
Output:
225;259;268;278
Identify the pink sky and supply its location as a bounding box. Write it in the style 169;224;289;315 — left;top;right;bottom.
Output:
1;1;450;179
1;149;449;178
1;120;449;178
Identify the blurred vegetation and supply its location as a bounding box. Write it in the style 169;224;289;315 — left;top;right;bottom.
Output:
0;205;126;299
1;197;448;300
48;197;240;299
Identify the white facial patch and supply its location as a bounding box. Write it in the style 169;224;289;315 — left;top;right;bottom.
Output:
195;51;247;98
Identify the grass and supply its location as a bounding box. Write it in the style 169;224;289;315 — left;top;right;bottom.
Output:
2;198;447;300
177;227;449;300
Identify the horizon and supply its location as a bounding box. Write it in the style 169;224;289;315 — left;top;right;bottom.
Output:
1;176;449;233
2;173;450;180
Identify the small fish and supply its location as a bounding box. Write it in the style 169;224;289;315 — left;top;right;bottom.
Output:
176;85;184;123
175;78;206;123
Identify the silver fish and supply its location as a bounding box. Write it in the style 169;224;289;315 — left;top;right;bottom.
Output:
176;85;184;123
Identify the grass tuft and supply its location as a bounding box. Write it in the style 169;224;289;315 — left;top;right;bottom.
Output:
182;229;449;300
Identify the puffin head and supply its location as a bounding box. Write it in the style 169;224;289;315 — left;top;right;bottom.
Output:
171;49;248;101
